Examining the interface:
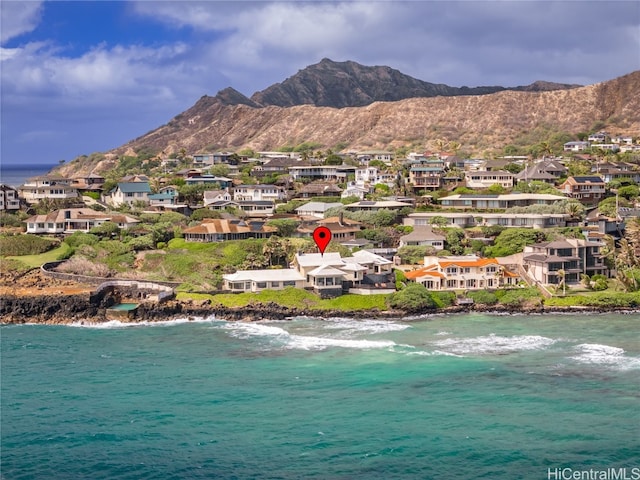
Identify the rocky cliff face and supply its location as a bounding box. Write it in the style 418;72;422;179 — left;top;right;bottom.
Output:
109;70;639;161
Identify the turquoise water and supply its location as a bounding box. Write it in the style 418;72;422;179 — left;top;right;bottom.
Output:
109;303;139;311
2;313;639;479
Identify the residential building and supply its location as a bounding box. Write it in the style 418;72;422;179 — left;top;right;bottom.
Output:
104;180;151;207
288;164;357;182
183;219;277;242
148;187;179;207
236;200;275;217
296;182;343;198
71;173;105;193
398;225;445;249
404;255;520;290
409;159;444;191
295;201;343;219
233;185;286;202
341;182;370;200
563;141;590;152
0;184;20;211
344;200;412;212
465;170;515;189
297;216;362;241
591;143;620;152
223;269;305;293
356;151;393;163
185;175;233;188
439;193;567;209
404;212;571;229
203;189;232;206
19;175;79;204
516;159;567;184
559;176;606;205
588;132;608;142
523;239;607;286
611;136;633;145
25;208;139;234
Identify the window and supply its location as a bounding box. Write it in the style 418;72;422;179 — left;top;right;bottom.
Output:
271;282;280;288
446;267;458;275
463;267;471;274
256;282;267;289
283;281;296;287
126;192;134;197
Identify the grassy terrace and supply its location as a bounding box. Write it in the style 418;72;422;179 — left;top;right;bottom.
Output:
6;243;73;269
177;288;389;311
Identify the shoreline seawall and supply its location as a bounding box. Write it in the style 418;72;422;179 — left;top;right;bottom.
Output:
1;294;639;325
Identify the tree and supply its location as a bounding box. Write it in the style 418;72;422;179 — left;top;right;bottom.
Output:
617;185;639;201
556;268;566;296
89;221;120;239
386;282;437;312
266;219;299;237
484;228;546;257
397;245;436;265
262;236;291;267
486;184;507;194
324;154;343;165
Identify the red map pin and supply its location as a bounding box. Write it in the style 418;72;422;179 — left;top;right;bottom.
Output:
312;226;332;256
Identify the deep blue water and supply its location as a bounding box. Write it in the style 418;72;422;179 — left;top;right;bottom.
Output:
1;313;639;479
0;163;58;187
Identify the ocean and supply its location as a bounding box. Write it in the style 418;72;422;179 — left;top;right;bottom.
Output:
0;163;58;188
1;313;639;479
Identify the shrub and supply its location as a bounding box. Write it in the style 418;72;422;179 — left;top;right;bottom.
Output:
65;232;99;248
0;214;24;228
468;290;499;305
386;283;437;312
0;234;57;256
431;290;456;308
498;287;542;307
56;256;111;277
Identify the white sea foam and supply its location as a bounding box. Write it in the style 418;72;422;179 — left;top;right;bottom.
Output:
571;343;640;370
219;321;397;351
322;318;410;334
67;317;216;329
431;334;556;355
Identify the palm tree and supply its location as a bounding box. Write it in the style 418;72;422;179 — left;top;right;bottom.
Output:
556;268;566;296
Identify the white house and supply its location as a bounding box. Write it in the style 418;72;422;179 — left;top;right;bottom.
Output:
233;185;286;202
25;208;139;234
203;189;232;206
105;180;151;207
19;175;79;204
0;184;20;211
398;225;446;249
223;269;305;293
465;170;515;189
295;201;343;219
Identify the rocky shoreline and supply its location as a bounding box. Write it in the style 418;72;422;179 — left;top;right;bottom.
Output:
1;294;638;325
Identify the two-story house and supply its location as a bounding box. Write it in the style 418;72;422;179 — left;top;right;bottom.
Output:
563;141;591;152
559;176;606;205
183;219;277;242
398;225;446;250
409;159;445;192
523;239;607;286
104;180;152;207
0;184;21;211
19;175;79;204
404;255;519;290
25;208;139;234
203;189;232;207
233;185;286;202
465;170;515;189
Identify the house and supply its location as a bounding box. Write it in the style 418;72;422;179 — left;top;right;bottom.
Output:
344;200;412;212
295;201;343;219
439;193;567;210
465;170;515;189
223;269;305;293
233;185;286;202
341;182;370;200
296;182;342;198
0;184;20;211
297;216;362;241
236;200;275;217
560;176;606;205
611;136;634;145
523;239;607;286
591;144;620;152
409;161;444;191
183;219;277;242
185;175;233;188
403;212;571;229
19;175;79;204
203;189;232;206
71;173;105;193
349;250;393;275
288;164;357;182
25;208;139;234
104;180;151;207
356;151;393;163
588;132;608;142
398;225;445;249
404;255;520;290
563;141;591;152
516;159;568;184
148;186;179;207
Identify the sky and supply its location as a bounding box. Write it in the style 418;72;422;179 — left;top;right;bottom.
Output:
1;1;639;166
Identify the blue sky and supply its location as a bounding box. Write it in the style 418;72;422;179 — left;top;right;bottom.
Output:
1;1;639;166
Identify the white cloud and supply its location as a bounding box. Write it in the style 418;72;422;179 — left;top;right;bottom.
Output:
0;1;43;44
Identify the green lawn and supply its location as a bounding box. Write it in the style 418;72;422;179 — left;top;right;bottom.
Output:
6;243;72;268
177;288;390;311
